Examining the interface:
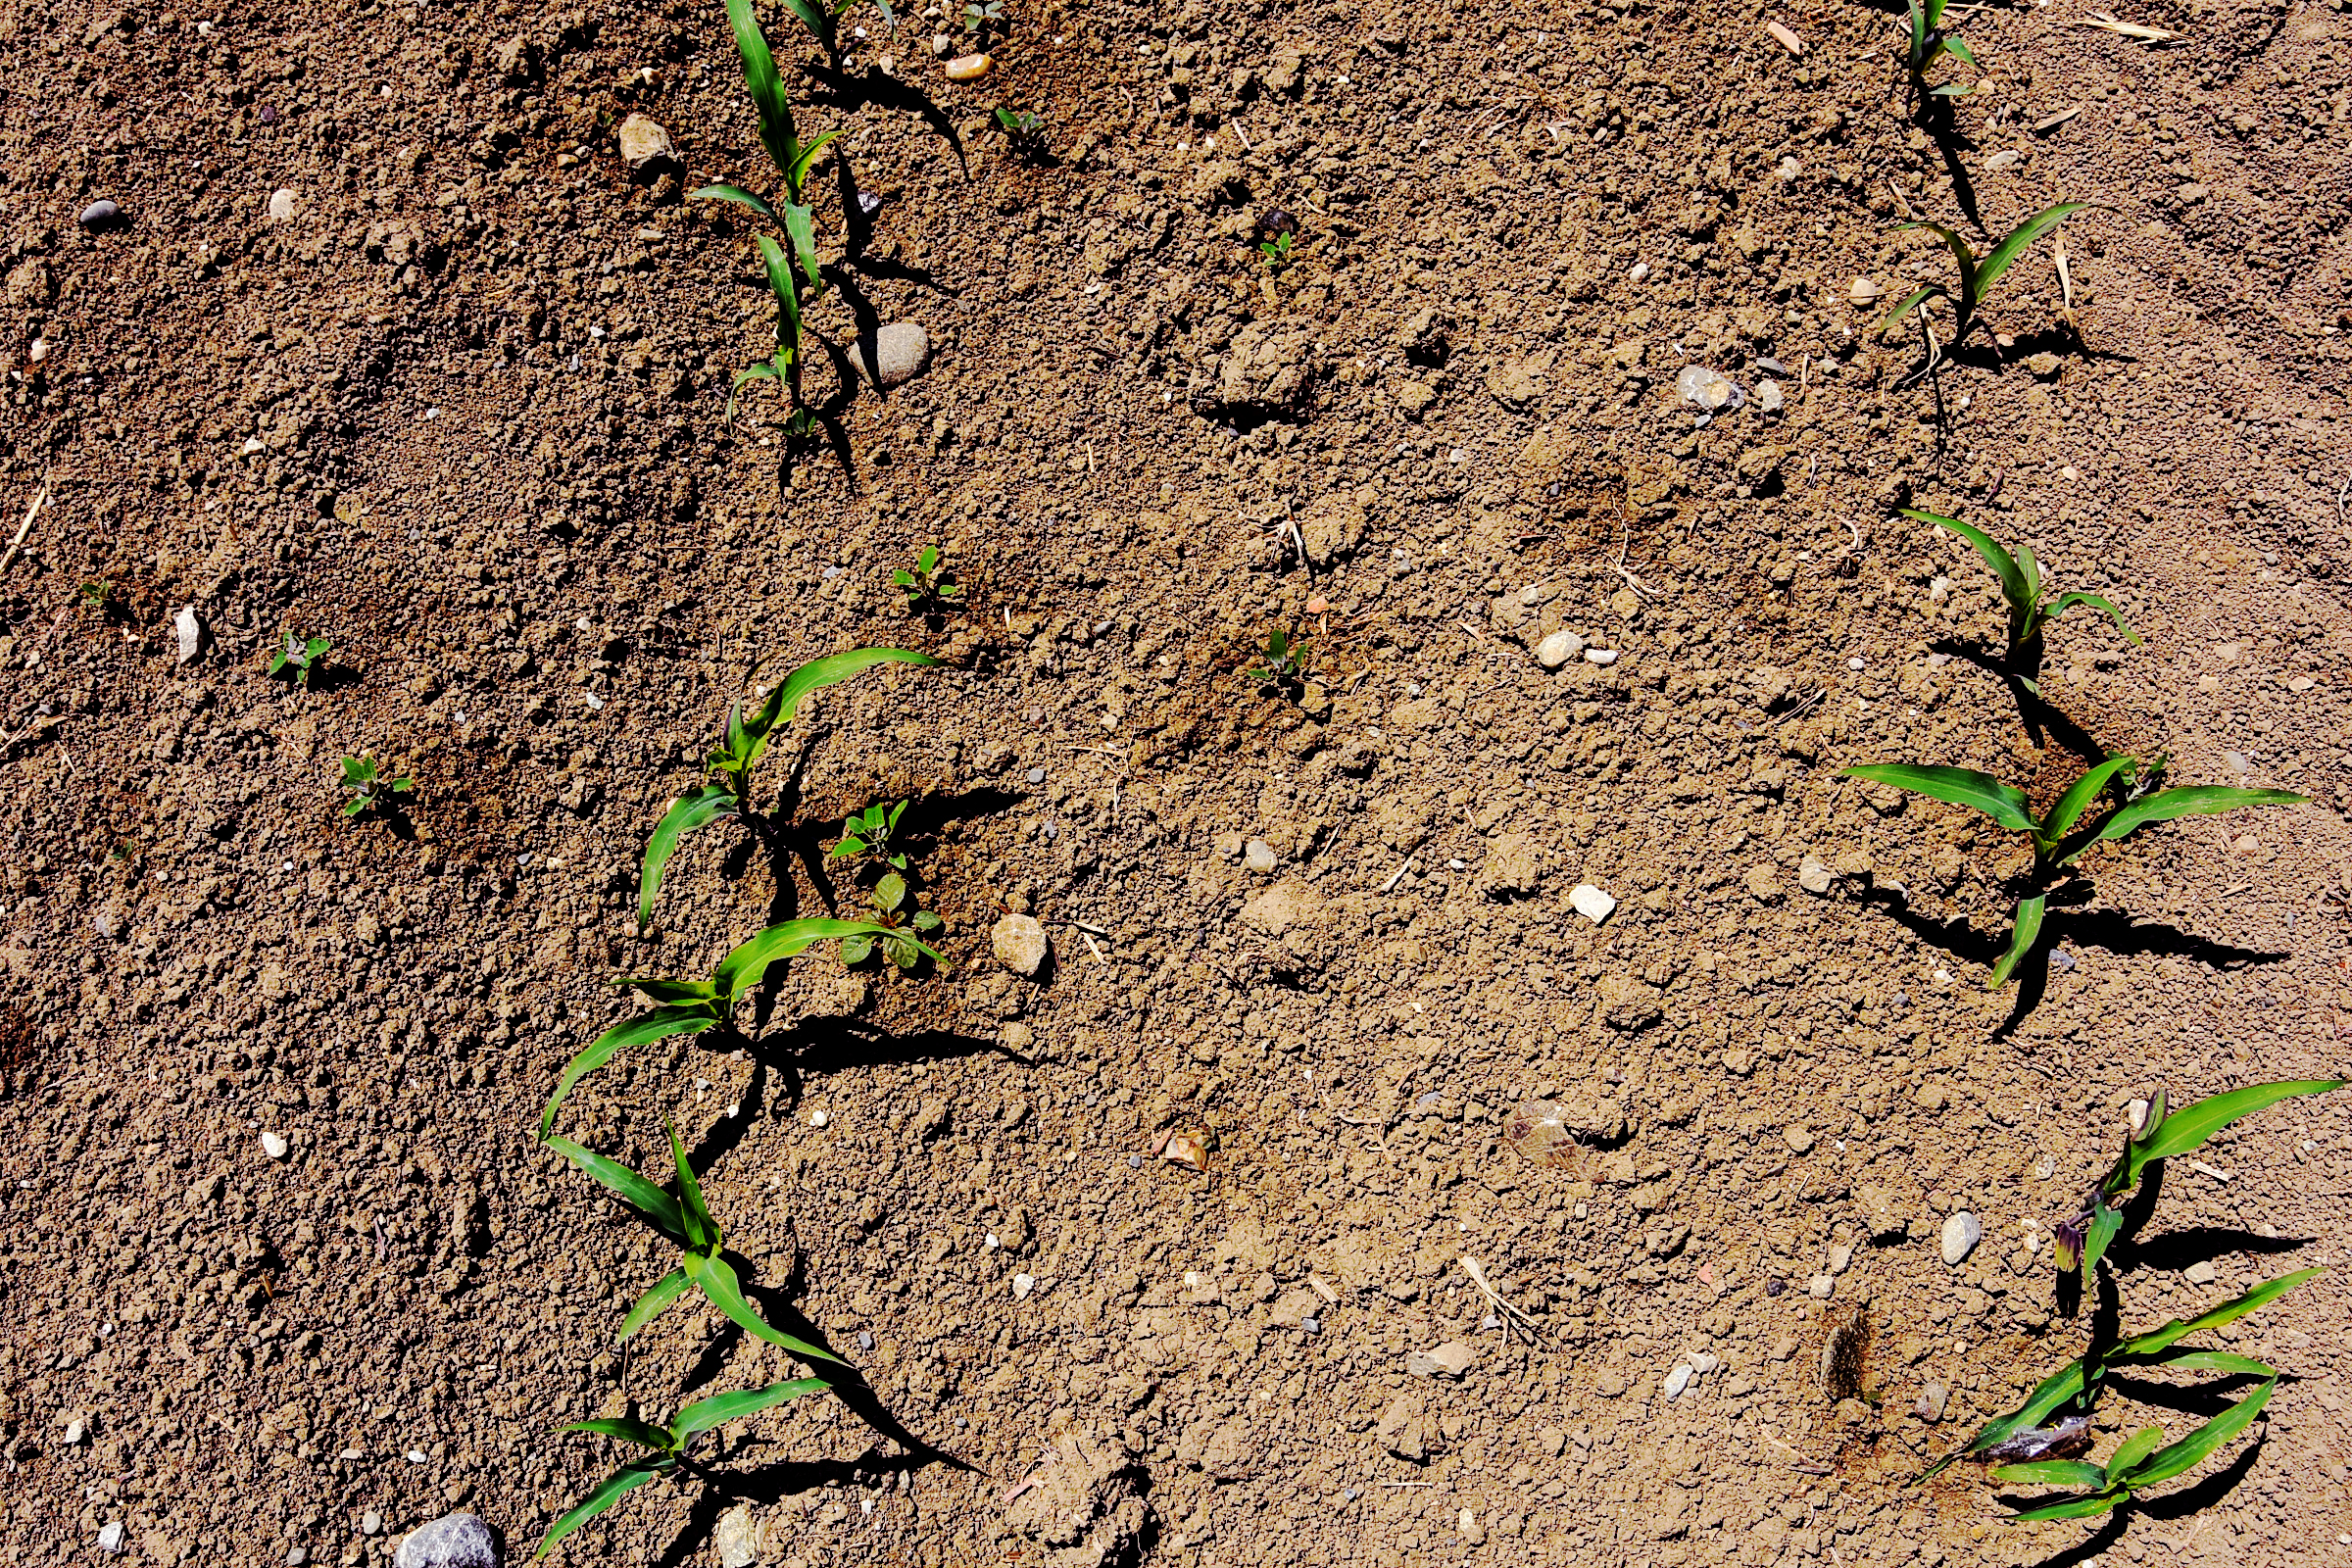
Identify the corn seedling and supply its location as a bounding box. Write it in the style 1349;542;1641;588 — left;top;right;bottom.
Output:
1903;508;2136;662
1924;1267;2319;1483
535;1377;830;1558
638;648;940;925
1877;204;2089;349
267;633;333;689
79;579;113;609
840;869;942;970
829;798;910;872
1840;756;2304;985
547;1118;842;1357
2053;1080;2342;1279
1901;0;1978;100
541;916;942;1138
696;0;843;423
777;0;893;59
1248;628;1311;695
339;756;412;818
1989;1380;2277;1522
892;544;961;612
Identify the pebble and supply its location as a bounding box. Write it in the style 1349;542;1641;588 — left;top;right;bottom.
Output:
715;1504;759;1568
1675;365;1740;411
1459;1508;1487;1545
1244;839;1277;873
362;1513;385;1537
1940;1210;1982;1266
855;321;931;386
1784;1125;1815;1153
1827;1244;1854;1275
79;199;124;231
98;1523;126;1555
266;187;299;221
1011;1273;1036;1300
1915;1383;1949;1423
858;1330;874;1350
1808;1274;1835;1298
174;605;204;664
945;51;991;80
808;1108;830;1128
1662;1363;1693;1399
288;1549;310;1566
1583;647;1619;665
64;1418;84;1444
1406;1340;1473;1378
1754;378;1784;414
1536;628;1585;668
1300;1315;1321;1335
615;113;675;171
991;913;1049;978
1797;856;1836;895
2184;1259;2218;1286
261;1130;289;1159
1569;884;1616;925
1849;275;1884;304
393;1512;498;1568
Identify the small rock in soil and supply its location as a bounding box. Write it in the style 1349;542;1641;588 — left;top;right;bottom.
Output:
2184;1259;2218;1286
1662;1363;1692;1399
1243;839;1277;873
266;188;299;221
1914;1383;1949;1423
79;199;125;231
1583;647;1619;665
856;322;932;387
1406;1340;1473;1378
361;1513;384;1537
714;1505;758;1568
395;1514;497;1568
98;1523;126;1554
1536;628;1585;668
174;605;204;664
1797;856;1837;895
1569;883;1617;924
991;913;1048;977
1784;1125;1815;1153
261;1130;289;1159
1755;378;1784;414
1940;1211;1982;1266
1676;365;1739;411
615;114;675;171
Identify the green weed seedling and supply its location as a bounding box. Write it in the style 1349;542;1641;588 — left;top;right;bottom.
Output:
995;107;1045;157
1901;0;1978;100
1840;756;2304;985
547;1118;842;1357
2055;1080;2343;1279
339;756;413;818
1258;231;1296;271
638;648;941;925
695;0;843;423
961;0;1004;42
1904;508;2136;663
892;545;961;612
1878;203;2089;350
535;1377;829;1558
79;579;113;610
1989;1379;2276;1522
840;869;942;971
1248;629;1311;695
830;799;910;872
268;633;333;689
542;916;942;1137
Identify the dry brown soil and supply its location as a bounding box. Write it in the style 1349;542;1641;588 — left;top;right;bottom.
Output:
5;1;2352;1567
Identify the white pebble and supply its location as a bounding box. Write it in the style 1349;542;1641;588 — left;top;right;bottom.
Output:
1662;1363;1692;1399
260;1130;289;1159
1569;884;1617;925
1011;1273;1036;1300
1583;648;1619;665
1940;1210;1982;1266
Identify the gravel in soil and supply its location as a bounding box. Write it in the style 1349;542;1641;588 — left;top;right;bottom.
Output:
5;3;2352;1567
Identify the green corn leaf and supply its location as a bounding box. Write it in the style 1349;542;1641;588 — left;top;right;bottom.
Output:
2081;1200;2123;1278
778;0;837;46
788;132;844;202
2113;1378;2275;1490
2099;785;2307;844
692;1250;843;1363
782;201;822;293
535;1461;665;1558
640;784;738;925
2135;1081;2344;1165
2148;1350;2278;1379
773;648;942;725
1989;1459;2108;1489
2041;757;2139;842
728;360;780;419
690;182;775;219
1987;894;2045;988
1975;204;2093;295
723;0;801;183
2013;541;2042;616
545;1138;688;1241
1922;0;1947;29
564;1416;671;1450
1944;34;1978;70
712;917;907;1001
671;1377;830;1443
2002;1492;2123;1524
666;1119;717;1252
757;230;800;318
1839;763;2034;833
540;1004;719;1141
1898;220;1982;325
615;976;723;1006
2113;1269;2323;1357
1902;509;2034;627
2043;590;2140;645
2103;1426;2168;1478
618;1268;692;1343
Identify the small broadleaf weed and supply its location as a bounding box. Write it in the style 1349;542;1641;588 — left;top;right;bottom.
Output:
1247;628;1311;695
339;756;413;818
891;545;961;612
267;633;333;689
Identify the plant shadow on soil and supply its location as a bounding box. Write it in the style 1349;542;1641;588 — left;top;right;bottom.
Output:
1856;888;2287;1038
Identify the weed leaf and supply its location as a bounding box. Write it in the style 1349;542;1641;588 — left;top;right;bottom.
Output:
619;1268;693;1343
671;1377;830;1442
639;784;737;926
545;1138;689;1241
541;1004;719;1140
1839;763;2034;832
536;1461;665;1558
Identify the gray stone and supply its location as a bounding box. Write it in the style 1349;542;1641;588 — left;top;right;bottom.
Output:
1569;884;1616;924
615;114;675;171
990;913;1048;978
1754;378;1784;414
394;1512;498;1568
1914;1382;1949;1422
78;199;124;231
1940;1210;1982;1266
174;605;204;664
1536;628;1585;668
1661;1363;1692;1399
855;322;931;387
267;187;299;221
2184;1259;2218;1286
98;1523;126;1555
1797;856;1837;895
1243;838;1277;873
1406;1340;1473;1378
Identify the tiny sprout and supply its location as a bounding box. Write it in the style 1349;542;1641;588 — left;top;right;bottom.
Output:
79;579;114;609
891;545;961;612
1901;0;1978;101
1257;231;1296;270
339;756;413;818
1247;628;1311;694
268;633;333;689
994;106;1044;143
829;799;910;871
839;868;943;971
961;0;1003;36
